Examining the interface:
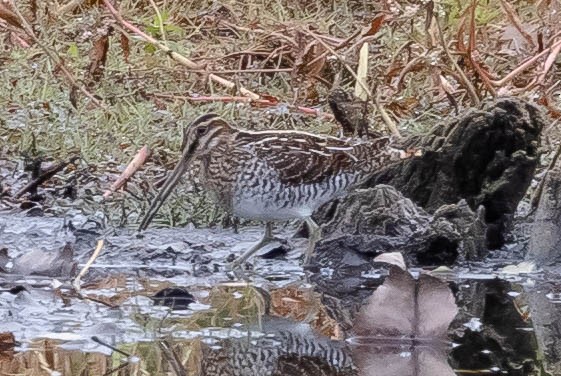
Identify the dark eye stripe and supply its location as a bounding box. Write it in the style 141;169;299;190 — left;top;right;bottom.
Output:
189;113;220;128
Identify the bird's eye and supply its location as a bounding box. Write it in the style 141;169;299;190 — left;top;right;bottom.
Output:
196;126;208;136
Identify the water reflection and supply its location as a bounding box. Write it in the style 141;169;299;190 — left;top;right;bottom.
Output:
0;274;549;375
0;214;552;375
350;341;454;376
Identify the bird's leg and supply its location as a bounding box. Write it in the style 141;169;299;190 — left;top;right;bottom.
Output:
229;222;274;270
303;217;321;264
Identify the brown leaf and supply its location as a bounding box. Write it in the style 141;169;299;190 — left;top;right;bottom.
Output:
386;97;419;117
537;96;561;119
69;86;79;109
88;34;110;82
0;3;22;29
293;40;326;80
120;32;130;62
0;331;15;362
270;285;342;339
364;14;387;36
353;266;458;339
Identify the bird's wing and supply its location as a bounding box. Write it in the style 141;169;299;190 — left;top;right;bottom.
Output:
234;130;391;186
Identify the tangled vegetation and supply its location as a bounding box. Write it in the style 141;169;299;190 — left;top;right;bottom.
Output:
0;0;559;227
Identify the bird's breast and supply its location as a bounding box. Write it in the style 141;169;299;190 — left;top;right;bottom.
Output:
232;167;357;221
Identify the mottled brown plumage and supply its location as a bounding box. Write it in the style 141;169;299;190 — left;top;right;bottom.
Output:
139;113;400;270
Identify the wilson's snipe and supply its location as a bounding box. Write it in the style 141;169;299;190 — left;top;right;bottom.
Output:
139;113;401;270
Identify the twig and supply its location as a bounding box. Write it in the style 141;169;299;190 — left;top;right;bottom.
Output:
305;27;363;68
148;93;335;120
159;340;188;376
10;1;107;109
103;0;200;68
537;40;561;84
57;0;87;16
188;68;293;74
102;362;130;376
490;38;561;87
72;239;104;292
395;55;425;91
435;17;480;106
92;336;131;357
499;0;535;49
103;145;150;198
14;156;79;198
305;29;373;99
102;0;260;100
218;20;298;47
375;91;401;138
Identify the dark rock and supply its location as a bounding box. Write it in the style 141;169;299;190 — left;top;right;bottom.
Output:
260;241;290;259
311;185;486;329
368;98;544;248
8;286;27;295
0;248;8;272
449;279;539;374
314;185;487;267
11;243;77;277
527;164;561;264
152;287;196;310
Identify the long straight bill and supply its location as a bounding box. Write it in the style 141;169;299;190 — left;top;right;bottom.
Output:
137;151;194;231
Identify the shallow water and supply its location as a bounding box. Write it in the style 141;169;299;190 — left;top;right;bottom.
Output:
0;213;558;375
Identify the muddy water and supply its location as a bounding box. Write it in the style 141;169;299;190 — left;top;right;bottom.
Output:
0;213;558;375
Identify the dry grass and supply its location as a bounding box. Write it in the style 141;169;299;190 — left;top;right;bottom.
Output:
0;0;559;227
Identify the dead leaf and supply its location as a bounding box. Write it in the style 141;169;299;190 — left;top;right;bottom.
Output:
270;285;342;339
0;332;15;362
364;14;387;36
293;39;326;81
120;32;130;63
353;266;458;339
0;3;22;29
424;1;434;31
88;33;110;82
373;252;406;270
0;332;15;350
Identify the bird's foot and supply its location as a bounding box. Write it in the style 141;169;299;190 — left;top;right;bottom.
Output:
224;260;251;281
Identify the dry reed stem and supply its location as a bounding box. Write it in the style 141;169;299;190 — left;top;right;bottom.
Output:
72;239;105;293
103;145;150;199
